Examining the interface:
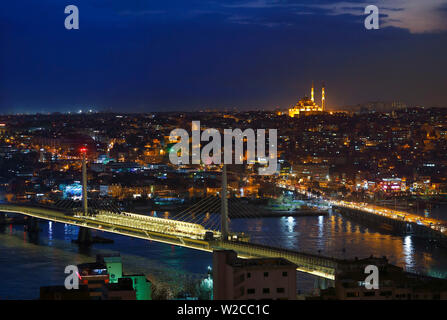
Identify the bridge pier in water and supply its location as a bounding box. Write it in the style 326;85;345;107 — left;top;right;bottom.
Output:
76;227;93;245
0;214;4;232
0;213;7;231
24;216;40;233
333;205;447;244
24;216;40;243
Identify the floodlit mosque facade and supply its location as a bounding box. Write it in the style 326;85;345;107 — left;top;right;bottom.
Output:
288;82;326;117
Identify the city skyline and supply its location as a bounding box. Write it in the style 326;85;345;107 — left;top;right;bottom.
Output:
1;0;447;113
2;0;447;304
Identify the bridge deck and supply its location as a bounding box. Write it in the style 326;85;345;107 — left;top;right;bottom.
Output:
0;204;337;279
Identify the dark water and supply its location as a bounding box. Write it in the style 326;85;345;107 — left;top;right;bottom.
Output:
1;208;447;299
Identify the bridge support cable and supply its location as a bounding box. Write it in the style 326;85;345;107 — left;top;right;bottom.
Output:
229;199;285;250
174;195;216;220
177;197;221;224
183;196;225;232
209;213;224;231
184;197;220;224
228;200;276;244
54;199;74;212
0;204;338;278
173;196;218;222
232;199;283;252
204;216;220;232
202;204;223;231
179;198;217;224
173;194;224;231
196;200;223;231
102;200;123;215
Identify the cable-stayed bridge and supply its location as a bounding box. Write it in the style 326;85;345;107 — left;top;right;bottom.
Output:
0;157;339;280
0;199;338;280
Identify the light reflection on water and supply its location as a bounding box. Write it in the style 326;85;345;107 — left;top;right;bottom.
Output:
230;212;447;276
403;235;415;268
0;209;446;299
48;222;53;244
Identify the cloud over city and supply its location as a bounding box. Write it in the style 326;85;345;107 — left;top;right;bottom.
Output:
222;0;447;33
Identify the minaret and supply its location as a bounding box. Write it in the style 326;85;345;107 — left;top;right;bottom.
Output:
311;81;315;102
321;82;326;111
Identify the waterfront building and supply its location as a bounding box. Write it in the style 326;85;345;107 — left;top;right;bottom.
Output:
99;254;152;300
77;261;110;300
293;164;330;182
40;255;150;300
102;277;137;300
213;250;297;300
40;285;91;300
320;257;447;300
379;178;406;193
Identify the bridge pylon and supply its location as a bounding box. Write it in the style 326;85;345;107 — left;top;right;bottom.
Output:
220;164;229;240
76;147;93;245
77;226;93;244
81;147;88;216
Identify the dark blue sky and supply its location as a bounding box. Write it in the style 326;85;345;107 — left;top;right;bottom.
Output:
1;0;446;113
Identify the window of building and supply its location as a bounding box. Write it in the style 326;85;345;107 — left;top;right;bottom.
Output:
282;271;288;277
363;291;375;297
380;291;392;297
262;288;270;294
263;272;269;277
346;292;359;298
247;288;255;295
276;288;285;293
247;272;251;278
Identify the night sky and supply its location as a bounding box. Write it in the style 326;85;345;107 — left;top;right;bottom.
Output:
1;0;446;113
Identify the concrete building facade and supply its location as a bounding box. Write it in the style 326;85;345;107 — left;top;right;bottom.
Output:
213;250;297;300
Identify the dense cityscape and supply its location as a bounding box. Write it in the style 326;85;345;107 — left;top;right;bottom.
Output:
2;97;447;300
1;0;447;310
3;101;447;204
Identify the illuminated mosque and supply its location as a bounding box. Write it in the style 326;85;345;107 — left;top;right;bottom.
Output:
288;82;325;117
